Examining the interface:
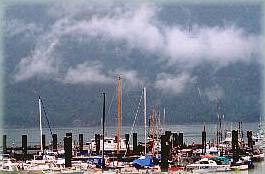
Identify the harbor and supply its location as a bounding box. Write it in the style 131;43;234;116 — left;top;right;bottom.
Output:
1;122;264;173
1;1;264;173
1;79;264;173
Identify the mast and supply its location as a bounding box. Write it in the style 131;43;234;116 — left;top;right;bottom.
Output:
216;99;222;145
144;87;147;155
163;107;166;127
102;92;106;172
151;110;155;156
38;96;43;153
117;76;121;154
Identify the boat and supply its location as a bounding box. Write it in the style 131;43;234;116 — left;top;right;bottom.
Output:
89;76;130;155
0;154;19;172
186;158;231;173
230;157;251;171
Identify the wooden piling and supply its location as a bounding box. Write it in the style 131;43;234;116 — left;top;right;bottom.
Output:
79;134;83;151
22;135;27;160
3;135;7;154
202;131;206;154
161;135;169;172
42;134;45;150
133;133;137;154
95;134;100;155
64;135;72;167
232;130;239;163
52;134;57;151
179;132;183;148
125;134;129;151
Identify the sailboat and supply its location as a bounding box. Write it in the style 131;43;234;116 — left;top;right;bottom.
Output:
132;87;161;170
90;76;128;155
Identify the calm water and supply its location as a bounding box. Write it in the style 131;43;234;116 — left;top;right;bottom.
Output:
0;122;264;173
0;122;262;147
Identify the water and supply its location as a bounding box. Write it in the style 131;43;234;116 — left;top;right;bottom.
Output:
0;122;260;146
0;122;264;173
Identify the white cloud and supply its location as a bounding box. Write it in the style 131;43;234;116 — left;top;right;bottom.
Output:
63;61;112;85
155;72;195;95
57;4;259;67
14;39;59;82
114;69;143;87
12;2;260;90
204;85;224;101
5;19;43;38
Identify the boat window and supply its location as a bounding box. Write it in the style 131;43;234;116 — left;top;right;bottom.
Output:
108;141;111;143
35;155;43;160
216;160;222;165
199;161;209;164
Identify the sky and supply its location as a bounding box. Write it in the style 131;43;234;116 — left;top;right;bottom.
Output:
2;1;263;127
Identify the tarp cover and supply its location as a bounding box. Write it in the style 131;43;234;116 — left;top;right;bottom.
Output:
133;156;154;168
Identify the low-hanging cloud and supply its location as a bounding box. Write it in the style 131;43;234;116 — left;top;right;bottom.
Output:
63;61;112;85
11;2;260;92
14;39;59;82
114;69;144;88
204;85;224;101
5;19;43;38
155;72;196;95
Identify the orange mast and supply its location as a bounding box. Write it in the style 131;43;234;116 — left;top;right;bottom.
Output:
117;75;121;154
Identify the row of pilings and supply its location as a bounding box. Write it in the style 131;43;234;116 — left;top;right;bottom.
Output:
2;128;255;170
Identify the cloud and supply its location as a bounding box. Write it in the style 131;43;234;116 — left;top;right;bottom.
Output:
204;85;224;101
155;72;195;95
63;61;112;85
62;62;144;86
5;19;43;38
13;17;69;82
163;25;260;67
12;2;260;91
114;69;143;88
62;3;164;52
56;3;260;67
14;39;59;82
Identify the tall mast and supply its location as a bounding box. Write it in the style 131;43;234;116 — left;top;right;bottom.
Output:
144;87;147;155
117;76;121;154
163;107;166;127
102;92;106;172
151;110;155;156
216;99;221;145
38;96;43;153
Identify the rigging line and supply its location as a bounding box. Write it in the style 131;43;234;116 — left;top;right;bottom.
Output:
124;89;143;156
40;99;53;137
106;83;116;126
